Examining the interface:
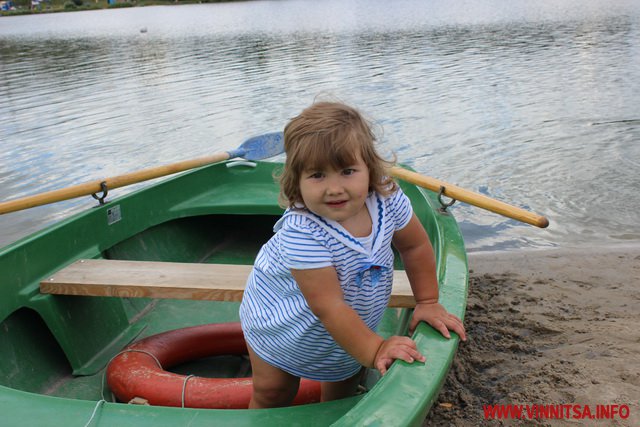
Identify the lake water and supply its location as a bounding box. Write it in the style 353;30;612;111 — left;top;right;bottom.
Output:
1;0;639;252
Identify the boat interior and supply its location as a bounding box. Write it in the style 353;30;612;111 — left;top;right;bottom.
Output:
1;211;407;403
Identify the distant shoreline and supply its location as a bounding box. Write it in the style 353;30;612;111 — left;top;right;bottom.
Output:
1;0;242;16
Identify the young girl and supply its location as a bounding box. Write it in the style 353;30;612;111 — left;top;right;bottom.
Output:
239;102;466;408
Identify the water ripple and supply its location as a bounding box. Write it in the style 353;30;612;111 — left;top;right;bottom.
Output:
1;0;639;251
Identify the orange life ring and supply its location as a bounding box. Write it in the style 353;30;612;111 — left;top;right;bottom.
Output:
107;322;321;409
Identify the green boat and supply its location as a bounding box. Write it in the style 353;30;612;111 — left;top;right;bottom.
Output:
0;149;468;425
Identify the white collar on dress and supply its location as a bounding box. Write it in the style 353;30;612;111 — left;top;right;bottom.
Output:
274;192;386;256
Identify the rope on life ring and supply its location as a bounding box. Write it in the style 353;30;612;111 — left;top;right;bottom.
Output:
106;322;321;409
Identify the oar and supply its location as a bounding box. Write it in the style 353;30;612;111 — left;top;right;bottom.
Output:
0;132;284;215
254;133;547;228
258;131;548;228
389;166;549;228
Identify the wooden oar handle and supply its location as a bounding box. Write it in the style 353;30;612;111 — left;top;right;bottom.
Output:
389;166;549;228
0;152;231;215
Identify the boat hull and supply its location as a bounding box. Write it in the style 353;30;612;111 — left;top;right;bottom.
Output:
0;160;468;426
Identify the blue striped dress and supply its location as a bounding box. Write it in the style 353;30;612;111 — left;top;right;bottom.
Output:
239;188;413;381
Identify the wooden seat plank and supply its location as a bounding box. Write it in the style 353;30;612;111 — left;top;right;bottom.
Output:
40;259;416;308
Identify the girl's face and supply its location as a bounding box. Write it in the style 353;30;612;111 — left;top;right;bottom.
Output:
298;153;371;233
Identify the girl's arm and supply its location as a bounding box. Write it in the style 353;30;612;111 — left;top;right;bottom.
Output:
392;213;467;341
292;267;424;374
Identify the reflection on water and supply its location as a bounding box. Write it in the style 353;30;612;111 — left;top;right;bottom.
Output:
1;0;639;251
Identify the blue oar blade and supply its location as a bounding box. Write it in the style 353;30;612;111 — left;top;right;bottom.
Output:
228;132;284;161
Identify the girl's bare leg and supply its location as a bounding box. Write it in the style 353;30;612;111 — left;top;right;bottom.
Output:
320;368;365;402
247;344;300;408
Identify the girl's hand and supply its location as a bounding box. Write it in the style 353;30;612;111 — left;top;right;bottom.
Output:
409;302;467;341
373;336;426;375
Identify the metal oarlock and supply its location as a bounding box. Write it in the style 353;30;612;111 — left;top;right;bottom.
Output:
437;185;456;213
91;181;109;205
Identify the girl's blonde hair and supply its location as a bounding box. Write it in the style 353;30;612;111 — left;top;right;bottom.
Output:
279;102;397;208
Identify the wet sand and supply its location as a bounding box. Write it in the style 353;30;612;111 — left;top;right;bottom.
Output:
425;245;640;426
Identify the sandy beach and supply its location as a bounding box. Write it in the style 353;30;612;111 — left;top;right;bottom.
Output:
425;245;640;426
